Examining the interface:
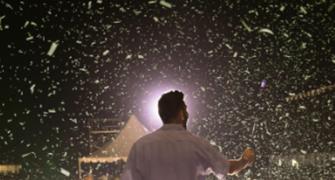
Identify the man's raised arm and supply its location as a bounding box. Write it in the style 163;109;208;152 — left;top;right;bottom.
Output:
228;148;255;175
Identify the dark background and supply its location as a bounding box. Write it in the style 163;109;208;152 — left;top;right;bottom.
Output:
0;0;334;179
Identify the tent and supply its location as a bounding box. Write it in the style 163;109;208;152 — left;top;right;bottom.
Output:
78;115;148;179
0;164;21;174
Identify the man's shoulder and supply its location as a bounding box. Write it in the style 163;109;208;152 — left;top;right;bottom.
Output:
134;131;159;145
134;129;207;147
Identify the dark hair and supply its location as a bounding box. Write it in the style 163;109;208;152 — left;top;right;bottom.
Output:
158;90;185;124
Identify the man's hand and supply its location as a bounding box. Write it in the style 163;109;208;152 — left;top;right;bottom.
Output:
228;148;255;175
241;147;256;167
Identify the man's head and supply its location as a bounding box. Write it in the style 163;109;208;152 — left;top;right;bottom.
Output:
158;90;188;129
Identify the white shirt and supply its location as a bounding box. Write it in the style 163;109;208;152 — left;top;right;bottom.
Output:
121;123;230;180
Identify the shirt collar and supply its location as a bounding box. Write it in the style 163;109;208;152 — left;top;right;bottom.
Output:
159;123;185;131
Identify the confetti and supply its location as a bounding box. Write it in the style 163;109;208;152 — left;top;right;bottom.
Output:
22;152;36;158
26;36;34;41
1;1;333;178
30;84;36;94
291;159;299;169
69;118;77;124
102;50;110;56
241;19;252;32
48;109;56;113
47;41;59;56
159;0;172;8
299;6;307;14
60;168;70;176
258;28;274;35
0;16;5;31
88;1;92;9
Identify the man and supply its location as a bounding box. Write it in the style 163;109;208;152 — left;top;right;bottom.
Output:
121;90;255;180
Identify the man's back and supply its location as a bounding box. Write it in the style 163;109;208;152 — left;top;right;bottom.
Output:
121;124;229;180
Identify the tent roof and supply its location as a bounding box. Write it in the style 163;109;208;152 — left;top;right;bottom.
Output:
79;115;148;163
0;164;21;174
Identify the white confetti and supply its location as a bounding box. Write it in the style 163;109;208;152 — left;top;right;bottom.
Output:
264;122;271;135
159;0;172;8
69;118;77;124
288;92;296;96
153;16;159;22
258;28;274;35
26;36;34;41
126;54;132;59
209;139;216;146
225;44;232;49
88;1;92;9
79;68;89;74
22;152;36;158
30;84;36;94
298;105;306;110
5;3;13;10
23;21;29;28
312;118;319;122
278;159;282;166
299;6;307;14
60;168;70;176
303;74;311;80
47;41;59;56
48;109;56;113
280;5;285;11
0;16;5;31
133;9;141;15
148;0;157;4
30;21;37;26
102;50;110;56
119;7;126;13
291;159;299;169
240;19;252;32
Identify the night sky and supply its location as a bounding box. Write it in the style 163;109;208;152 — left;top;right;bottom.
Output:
0;0;334;179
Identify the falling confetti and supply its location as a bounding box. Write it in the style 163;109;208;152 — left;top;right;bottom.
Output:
258;28;274;35
291;159;299;169
26;36;34;41
47;41;59;56
48;109;56;113
241;19;252;32
30;84;36;94
60;168;70;176
102;50;110;56
0;15;5;31
159;0;172;8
